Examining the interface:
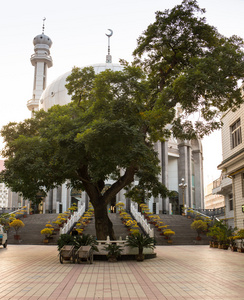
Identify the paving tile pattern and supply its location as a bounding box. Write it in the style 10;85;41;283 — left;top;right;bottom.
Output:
0;245;243;300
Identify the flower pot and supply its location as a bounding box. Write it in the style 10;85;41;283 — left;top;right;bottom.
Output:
136;254;144;262
167;240;173;244
43;239;49;244
237;247;244;253
14;234;20;240
164;236;169;240
108;256;118;262
23;215;27;218
196;236;202;241
231;246;238;252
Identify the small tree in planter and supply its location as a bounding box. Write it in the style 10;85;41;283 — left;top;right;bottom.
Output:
103;243;124;262
163;229;175;243
41;228;53;242
191;220;207;241
126;233;155;261
9;219;25;239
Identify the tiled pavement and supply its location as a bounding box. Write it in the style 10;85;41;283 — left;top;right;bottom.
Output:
0;245;244;300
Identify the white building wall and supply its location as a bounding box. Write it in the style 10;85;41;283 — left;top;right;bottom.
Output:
221;105;244;161
234;173;244;229
0;182;8;208
218;102;244;229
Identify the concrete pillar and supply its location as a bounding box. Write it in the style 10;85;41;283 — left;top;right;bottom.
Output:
192;148;204;209
161;141;169;214
178;141;189;207
61;183;67;212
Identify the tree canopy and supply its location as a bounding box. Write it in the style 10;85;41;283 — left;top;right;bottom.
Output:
133;0;244;138
1;0;244;239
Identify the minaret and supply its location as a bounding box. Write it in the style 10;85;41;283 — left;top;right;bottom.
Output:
105;29;113;63
27;18;53;116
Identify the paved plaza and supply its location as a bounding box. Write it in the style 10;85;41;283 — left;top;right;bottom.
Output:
0;245;244;300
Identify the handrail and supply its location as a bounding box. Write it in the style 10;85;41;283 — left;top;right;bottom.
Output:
187;208;220;222
130;202;154;238
60;203;85;235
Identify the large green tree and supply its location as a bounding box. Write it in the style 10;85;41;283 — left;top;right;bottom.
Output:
1;0;244;239
133;0;244;138
1;66;168;240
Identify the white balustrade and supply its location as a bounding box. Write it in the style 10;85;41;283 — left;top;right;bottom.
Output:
130;202;154;238
60;203;85;235
96;236;155;255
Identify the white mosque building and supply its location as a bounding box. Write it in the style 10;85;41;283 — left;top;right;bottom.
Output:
25;27;204;215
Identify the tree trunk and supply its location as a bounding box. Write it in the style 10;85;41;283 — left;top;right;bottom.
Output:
93;200;116;240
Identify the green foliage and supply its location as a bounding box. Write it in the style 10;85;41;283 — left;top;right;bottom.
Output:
126;233;155;253
236;229;244;239
0;65;170;205
133;0;244;139
103;243;123;258
2;0;244;238
207;220;236;244
57;233;99;252
73;234;98;252
57;234;75;251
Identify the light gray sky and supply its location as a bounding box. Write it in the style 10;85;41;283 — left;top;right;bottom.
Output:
1;0;243;186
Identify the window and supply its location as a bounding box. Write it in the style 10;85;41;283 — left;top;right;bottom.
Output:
242;173;244;198
231;119;242;148
229;193;233;211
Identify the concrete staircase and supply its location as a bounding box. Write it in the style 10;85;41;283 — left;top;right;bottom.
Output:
7;212;210;246
153;214;210;245
8;214;60;245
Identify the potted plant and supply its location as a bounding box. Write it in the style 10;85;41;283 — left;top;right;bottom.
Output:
103;243;124;262
73;234;99;252
126;233;155;261
236;229;244;252
190;220;207;241
41;228;53;243
9;219;25;240
163;229;175;243
207;221;235;250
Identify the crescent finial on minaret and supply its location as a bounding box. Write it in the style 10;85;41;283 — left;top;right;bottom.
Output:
42;17;46;34
106;29;113;63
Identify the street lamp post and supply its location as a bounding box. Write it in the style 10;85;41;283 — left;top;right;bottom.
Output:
179;178;187;215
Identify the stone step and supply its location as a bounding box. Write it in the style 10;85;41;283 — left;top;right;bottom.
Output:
8;213;59;245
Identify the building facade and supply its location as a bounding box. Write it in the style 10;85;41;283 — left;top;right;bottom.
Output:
25;29;204;215
215;100;244;229
204;181;225;210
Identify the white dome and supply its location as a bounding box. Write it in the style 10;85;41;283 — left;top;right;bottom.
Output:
39;63;123;111
33;34;52;47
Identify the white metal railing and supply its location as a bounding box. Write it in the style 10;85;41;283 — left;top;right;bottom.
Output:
60;203;85;235
130;202;154;238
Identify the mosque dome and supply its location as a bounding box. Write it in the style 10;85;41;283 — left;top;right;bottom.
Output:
39;63;123;111
33;34;52;48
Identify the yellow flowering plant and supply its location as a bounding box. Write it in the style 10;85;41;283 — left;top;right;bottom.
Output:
9;219;25;234
41;228;53;239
